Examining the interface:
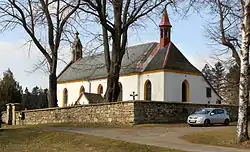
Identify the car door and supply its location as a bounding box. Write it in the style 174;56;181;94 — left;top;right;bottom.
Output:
209;109;219;123
217;109;226;123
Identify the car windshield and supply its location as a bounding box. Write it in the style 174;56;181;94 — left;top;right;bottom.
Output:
195;109;210;114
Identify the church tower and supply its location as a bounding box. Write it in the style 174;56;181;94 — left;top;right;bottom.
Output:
159;9;172;49
72;32;83;61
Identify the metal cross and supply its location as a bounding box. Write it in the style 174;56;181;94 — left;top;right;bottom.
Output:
130;91;138;100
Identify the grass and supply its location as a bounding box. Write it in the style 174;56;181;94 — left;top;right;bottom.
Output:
182;127;250;149
0;126;186;152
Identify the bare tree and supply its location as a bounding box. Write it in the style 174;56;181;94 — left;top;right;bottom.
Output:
237;0;250;143
204;0;241;65
0;0;80;107
205;0;250;143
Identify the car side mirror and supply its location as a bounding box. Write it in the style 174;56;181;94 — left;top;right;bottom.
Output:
210;112;215;116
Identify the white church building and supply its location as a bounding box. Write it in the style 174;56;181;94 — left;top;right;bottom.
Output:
57;9;221;107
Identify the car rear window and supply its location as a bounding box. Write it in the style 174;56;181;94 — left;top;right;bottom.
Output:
218;109;225;114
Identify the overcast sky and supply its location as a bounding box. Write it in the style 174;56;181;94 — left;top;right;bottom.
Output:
0;10;220;90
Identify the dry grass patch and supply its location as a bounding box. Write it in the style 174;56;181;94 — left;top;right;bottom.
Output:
182;127;250;149
0;127;186;152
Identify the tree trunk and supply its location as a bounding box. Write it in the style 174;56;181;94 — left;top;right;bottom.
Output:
237;0;250;143
104;0;122;102
105;66;121;102
104;42;122;102
47;57;58;107
237;43;249;143
47;72;57;107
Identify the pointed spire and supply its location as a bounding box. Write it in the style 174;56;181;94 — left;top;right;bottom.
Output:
72;31;83;61
159;9;171;27
159;7;172;49
72;31;82;48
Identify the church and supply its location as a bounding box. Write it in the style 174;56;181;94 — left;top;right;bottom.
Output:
57;9;221;107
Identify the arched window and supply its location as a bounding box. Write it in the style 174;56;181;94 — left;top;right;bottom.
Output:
182;80;190;102
63;88;68;107
144;80;152;101
79;86;85;95
97;84;103;95
118;83;123;101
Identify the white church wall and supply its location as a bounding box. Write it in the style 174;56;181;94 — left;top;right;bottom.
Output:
119;75;139;101
57;81;90;106
57;71;220;107
89;79;107;96
139;71;165;101
89;75;139;101
164;72;220;104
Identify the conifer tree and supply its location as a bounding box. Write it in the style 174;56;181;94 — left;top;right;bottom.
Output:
212;62;225;96
202;64;215;86
224;65;240;105
0;69;22;111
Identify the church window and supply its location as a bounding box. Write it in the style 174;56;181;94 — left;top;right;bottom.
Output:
98;84;103;95
144;80;152;101
80;86;85;95
206;87;211;98
63;88;68;107
160;29;163;38
118;83;123;101
182;80;190;102
164;29;168;38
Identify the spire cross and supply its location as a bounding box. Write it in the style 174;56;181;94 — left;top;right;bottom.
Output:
75;31;79;37
130;91;138;100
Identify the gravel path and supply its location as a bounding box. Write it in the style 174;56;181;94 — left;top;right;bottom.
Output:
48;126;249;152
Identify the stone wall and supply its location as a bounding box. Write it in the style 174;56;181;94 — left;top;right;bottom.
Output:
1;111;6;123
20;101;134;125
1;101;242;125
134;101;239;124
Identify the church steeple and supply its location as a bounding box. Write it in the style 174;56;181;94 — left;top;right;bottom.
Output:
72;31;83;61
159;8;172;49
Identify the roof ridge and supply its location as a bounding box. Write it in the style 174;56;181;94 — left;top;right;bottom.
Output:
162;42;173;68
79;42;159;60
128;41;158;48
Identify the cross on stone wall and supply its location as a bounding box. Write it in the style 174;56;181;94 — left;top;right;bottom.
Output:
130;91;138;100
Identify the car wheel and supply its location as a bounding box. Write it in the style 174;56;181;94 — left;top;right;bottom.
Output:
224;119;230;126
204;119;210;127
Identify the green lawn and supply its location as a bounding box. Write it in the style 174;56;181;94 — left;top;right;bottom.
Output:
0;127;186;152
182;127;250;149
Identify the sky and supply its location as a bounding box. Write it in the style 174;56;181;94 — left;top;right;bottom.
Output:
0;10;220;90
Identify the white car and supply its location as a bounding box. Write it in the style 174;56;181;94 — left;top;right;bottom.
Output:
187;108;230;127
